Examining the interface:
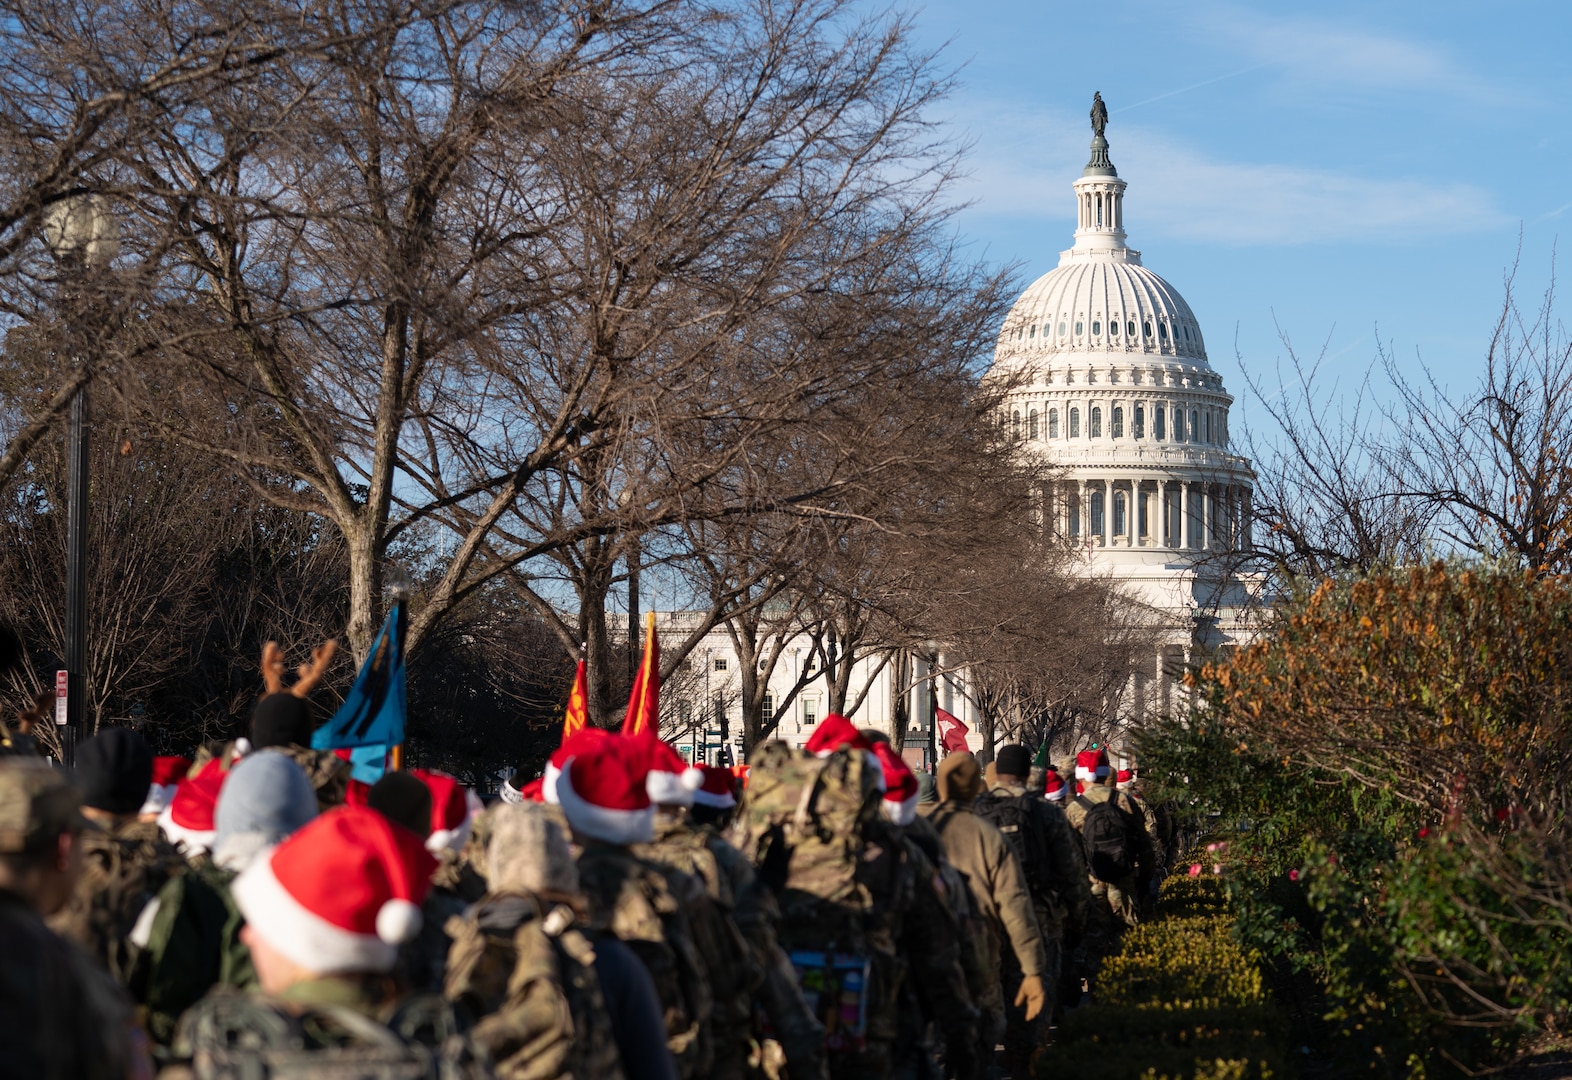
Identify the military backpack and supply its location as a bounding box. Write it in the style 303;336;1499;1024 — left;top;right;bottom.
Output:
443;893;625;1080
971;790;1055;902
1074;795;1136;882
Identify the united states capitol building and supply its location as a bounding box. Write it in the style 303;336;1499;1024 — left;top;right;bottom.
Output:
662;97;1261;765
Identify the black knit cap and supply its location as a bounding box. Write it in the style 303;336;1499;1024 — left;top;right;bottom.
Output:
250;692;315;750
994;743;1032;780
75;727;153;814
367;771;433;840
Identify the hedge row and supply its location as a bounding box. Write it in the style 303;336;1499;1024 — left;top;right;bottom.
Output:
1035;874;1292;1080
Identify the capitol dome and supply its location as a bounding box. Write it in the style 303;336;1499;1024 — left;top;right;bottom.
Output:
993;96;1259;690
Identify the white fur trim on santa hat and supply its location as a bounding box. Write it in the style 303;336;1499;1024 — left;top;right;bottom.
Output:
139;782;178;818
156;802;215;858
498;779;525;805
426;789;484;855
646;766;703;807
556;760;654;846
692;787;736;810
542;762;562;805
1045;786;1066;802
880;794;918;827
231;847;410;975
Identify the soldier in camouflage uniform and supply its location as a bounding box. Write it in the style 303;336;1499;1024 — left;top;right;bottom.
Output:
1063;750;1154;985
0;758;154;1079
165;805;490;1078
1116;769;1167;916
634;742;829;1080
731;717;980;1080
445;802;627;1080
557;734;708;1080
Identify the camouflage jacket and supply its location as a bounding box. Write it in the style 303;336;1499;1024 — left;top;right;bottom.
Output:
49;817;186;984
1063;783;1155;884
191;740;350;813
575;841;715;1080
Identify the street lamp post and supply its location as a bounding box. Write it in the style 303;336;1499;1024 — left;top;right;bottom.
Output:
925;642;940;773
43;196;118;766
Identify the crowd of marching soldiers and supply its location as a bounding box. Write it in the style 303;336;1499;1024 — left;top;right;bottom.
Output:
0;660;1177;1080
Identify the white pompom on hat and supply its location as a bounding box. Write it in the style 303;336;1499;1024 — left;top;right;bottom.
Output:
231;805;438;976
641;737;704;807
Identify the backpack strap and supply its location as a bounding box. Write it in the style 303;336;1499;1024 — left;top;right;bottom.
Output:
1073;795;1095;813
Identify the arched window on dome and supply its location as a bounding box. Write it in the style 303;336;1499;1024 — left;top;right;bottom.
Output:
1090;491;1105;537
1011;410;1021;442
1127;320;1137;337
1154;406;1165;440
1134;405;1145;439
1205;411;1212;444
1113;491;1127;537
1110;320;1119;338
1075;320;1084;336
1111;407;1124;439
1059;322;1067;336
1090;407;1102;438
1143;321;1152;338
1029;409;1039;440
1158;323;1168;342
1173;407;1185;441
1069;407;1081;438
1048;409;1060;439
1092;320;1101;337
1191;410;1200;444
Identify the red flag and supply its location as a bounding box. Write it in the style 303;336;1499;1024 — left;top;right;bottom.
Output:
562;658;588;743
621;612;660;738
936;707;970;754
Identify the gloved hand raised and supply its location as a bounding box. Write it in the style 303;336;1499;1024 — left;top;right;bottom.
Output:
1014;974;1047;1021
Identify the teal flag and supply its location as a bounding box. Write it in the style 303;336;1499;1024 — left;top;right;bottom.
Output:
312;603;406;783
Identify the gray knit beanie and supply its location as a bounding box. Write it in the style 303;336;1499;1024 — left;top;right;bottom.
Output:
212;750;317;871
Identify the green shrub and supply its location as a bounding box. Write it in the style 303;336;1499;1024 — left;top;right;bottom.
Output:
1157;874;1230;919
1099;917;1267;1009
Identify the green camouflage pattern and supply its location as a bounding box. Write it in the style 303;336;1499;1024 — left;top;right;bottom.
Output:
575;840;715;1079
444;893;624;1080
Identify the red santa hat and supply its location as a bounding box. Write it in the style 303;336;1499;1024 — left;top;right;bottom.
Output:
543;727;615;806
872;742;918;826
692;764;738;810
344;777;373;806
158;757;228;856
641;738;704;807
1116;768;1135;790
804;713;870;757
408;769;484;855
1043;768;1067;803
554;736;654;845
140;755;193;817
231;805;437;975
1075;748;1110;783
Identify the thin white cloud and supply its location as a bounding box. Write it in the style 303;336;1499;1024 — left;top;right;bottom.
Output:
1196;6;1512;106
950;105;1504;247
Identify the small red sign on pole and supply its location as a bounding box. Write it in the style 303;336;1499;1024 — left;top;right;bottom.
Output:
54;670;68;726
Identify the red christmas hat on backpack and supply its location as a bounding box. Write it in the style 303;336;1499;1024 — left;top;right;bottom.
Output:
642;738;703;807
140;755;193;818
1043;767;1067;803
693;764;738;810
1075;748;1110;783
543;726;615;806
158;756;228;856
872;742;919;826
555;735;654;845
408;769;484;855
232;805;438;976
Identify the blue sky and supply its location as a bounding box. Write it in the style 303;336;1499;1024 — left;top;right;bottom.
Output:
910;0;1571;428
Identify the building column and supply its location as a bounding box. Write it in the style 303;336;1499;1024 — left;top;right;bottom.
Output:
1179;480;1191;550
1100;478;1111;547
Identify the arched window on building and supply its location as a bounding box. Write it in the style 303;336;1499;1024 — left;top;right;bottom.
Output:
1029;409;1039;440
1011;410;1021;442
1154;406;1165;440
1090;491;1105;537
1113;491;1127;536
1134;405;1145;439
1174;407;1185;441
1090;407;1102;438
1069;407;1081;438
1191;410;1200;444
1204;411;1212;443
1048;408;1060;439
1111;406;1123;438
1068;494;1080;537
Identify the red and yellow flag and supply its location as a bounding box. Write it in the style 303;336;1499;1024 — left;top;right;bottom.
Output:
621;612;660;739
561;657;588;742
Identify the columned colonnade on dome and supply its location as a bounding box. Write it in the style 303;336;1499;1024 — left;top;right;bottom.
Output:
1045;478;1253;552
